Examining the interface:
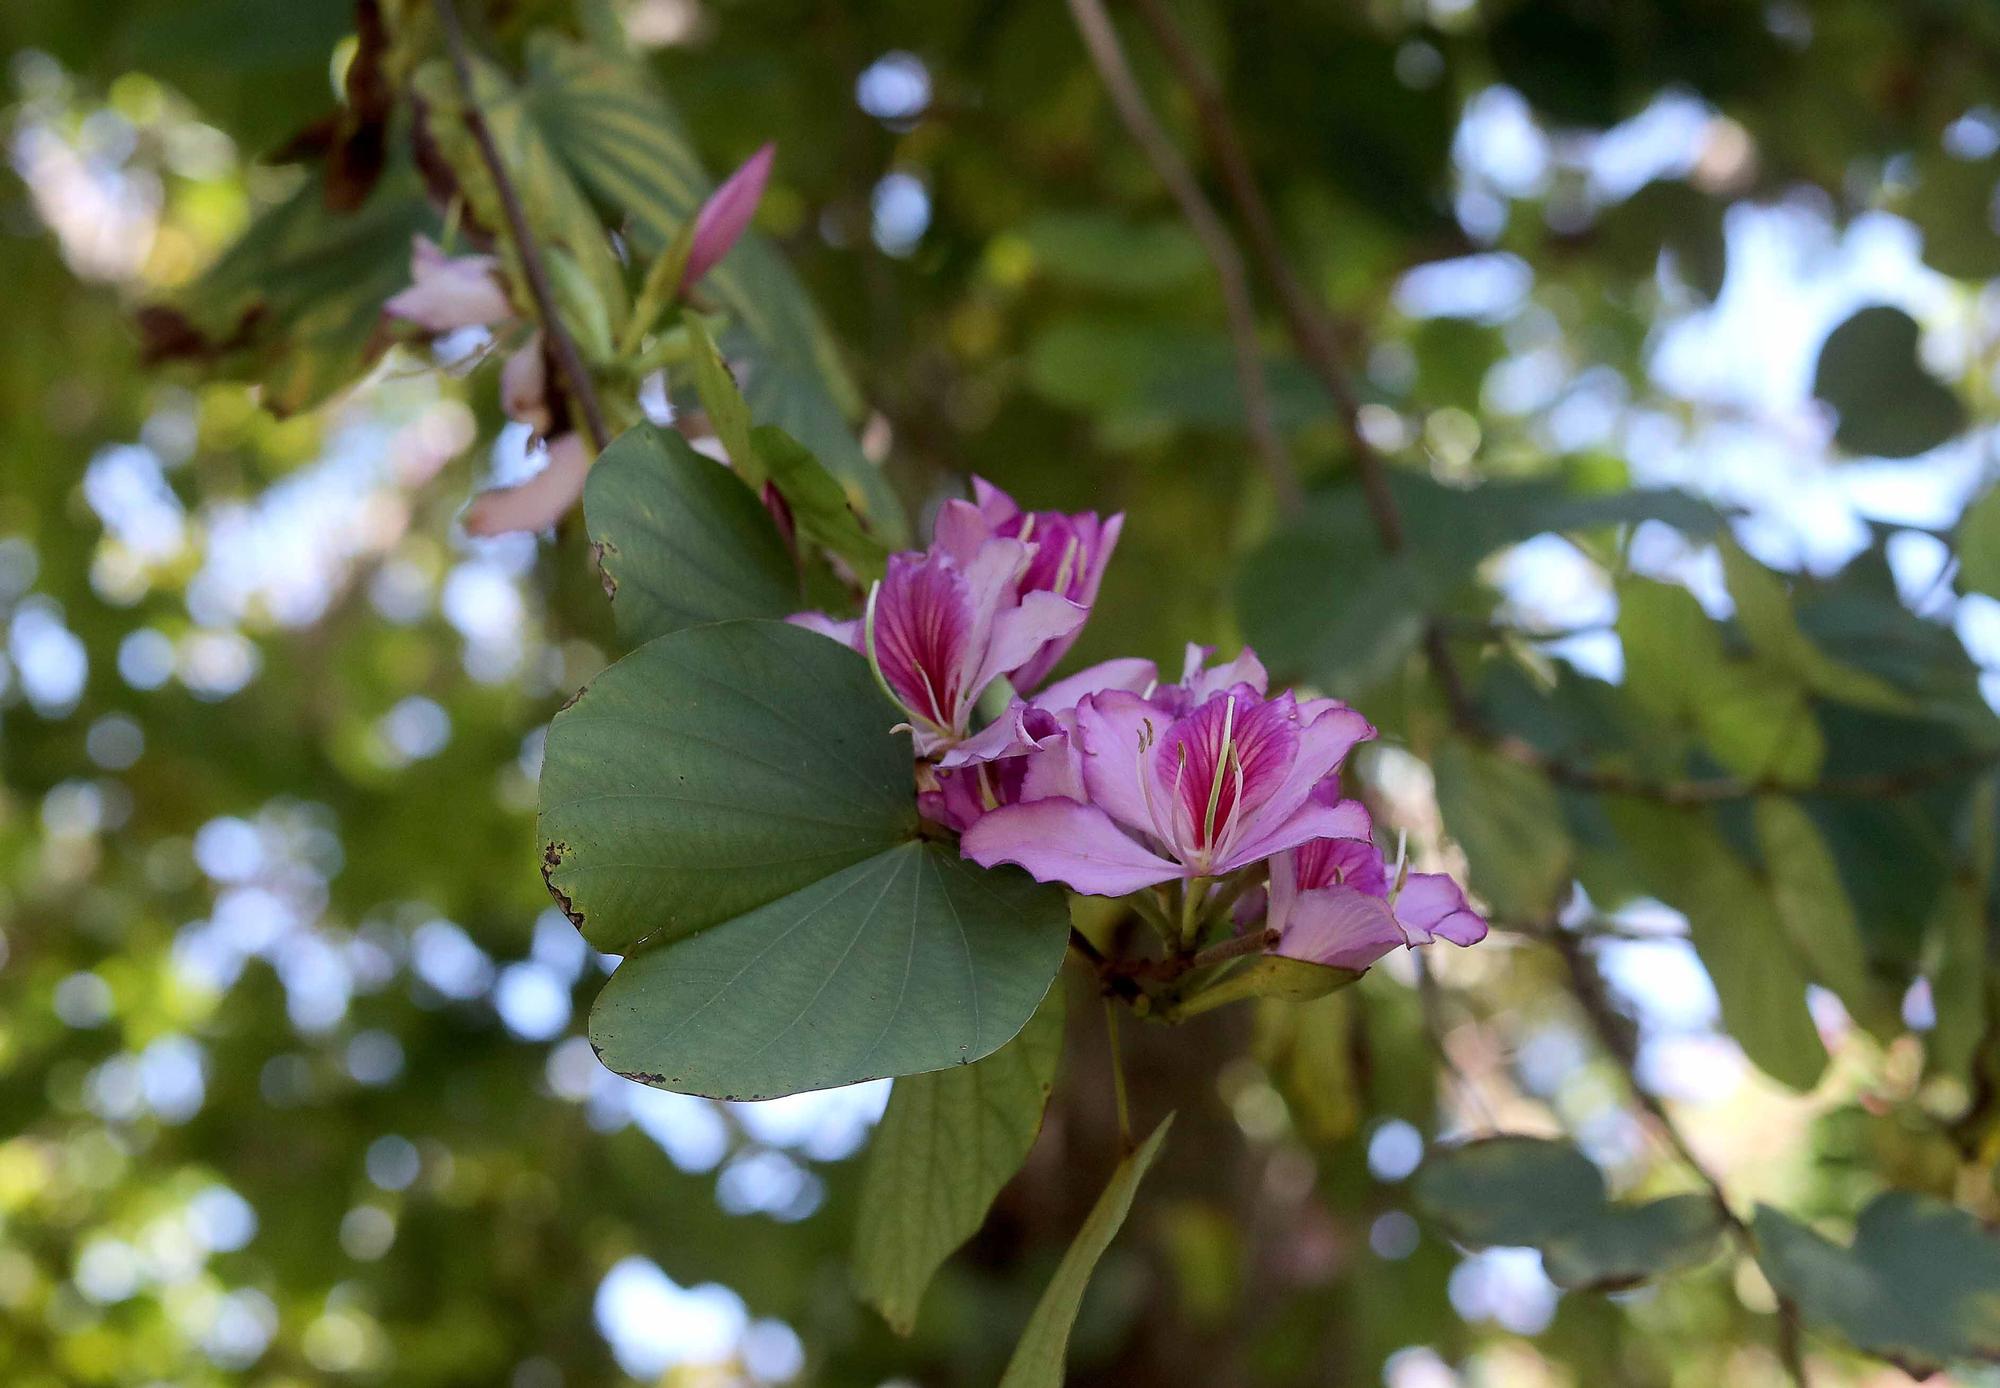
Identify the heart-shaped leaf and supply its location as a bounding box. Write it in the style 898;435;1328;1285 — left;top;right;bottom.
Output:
1813;305;1966;459
582;424;798;647
540;619;1071;1099
539;620;917;953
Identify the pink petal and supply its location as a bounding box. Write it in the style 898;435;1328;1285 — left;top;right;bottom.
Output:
1181;642;1269;699
871;551;978;733
500;335;551;433
462;433;593;536
969;476;1021;527
1394;873;1489;947
961;798;1182;896
1275;884;1405;971
1233;701;1375;848
681;142;774;291
385;235;511;332
1076;690;1174;840
786;612;861;648
981;590;1087;693
1219;792;1372;876
1291;833;1387;896
1152;690;1301;855
931;497;993;566
1033;656;1157;713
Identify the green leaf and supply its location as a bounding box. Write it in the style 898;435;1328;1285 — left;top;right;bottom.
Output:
1924;782;1994;1085
138;162;433;414
1415;1136;1727;1291
539;620;917;953
686;315;765;489
581;424;798;647
1240;473;1719;691
1721;541;1910;714
1609;802;1829;1090
1618;578;1824;783
1813;305;1967;459
589;839;1067;1099
1754;1192;2000;1375
1432;740;1571;918
410;57;629;351
1413;1135;1606;1248
998;1116;1174;1388
1957;485;2000;600
541;620;1070;1098
854;990;1066;1333
753;425;891;580
515;35;903;540
1754;798;1893;1035
1539;1193;1729;1290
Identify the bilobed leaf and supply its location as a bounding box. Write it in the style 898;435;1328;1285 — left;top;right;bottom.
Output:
1432;740;1571;918
581;424;797;647
515;35;903;539
1609;801;1829;1090
998;1116;1174;1388
589;839;1067;1099
541;620;1070;1099
1813;305;1966;459
539;620;916;953
854;991;1066;1333
1754;1193;2000;1375
1416;1136;1726;1291
1755;798;1893;1035
1413;1135;1606;1248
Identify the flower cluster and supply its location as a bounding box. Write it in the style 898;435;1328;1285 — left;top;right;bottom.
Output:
793;482;1487;977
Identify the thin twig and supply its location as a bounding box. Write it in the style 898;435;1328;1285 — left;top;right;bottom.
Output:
432;0;611;452
1127;0;1394;540
1552;930;1810;1387
1063;0;1300;509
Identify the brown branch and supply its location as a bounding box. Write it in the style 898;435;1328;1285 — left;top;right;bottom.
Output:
432;0;611;453
1552;930;1811;1386
1063;0;1300;509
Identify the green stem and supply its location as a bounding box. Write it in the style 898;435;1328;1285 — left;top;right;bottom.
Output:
1104;998;1133;1152
1179;875;1209;950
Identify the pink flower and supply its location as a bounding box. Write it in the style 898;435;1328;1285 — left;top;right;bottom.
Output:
921;657;1158;831
462;433;593;536
795;536;1086;757
384;235;512;332
961;674;1376;896
933;480;1123;692
1268;787;1488;970
682;142;774;292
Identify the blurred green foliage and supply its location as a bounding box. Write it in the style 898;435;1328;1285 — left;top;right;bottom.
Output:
2;0;2000;1384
